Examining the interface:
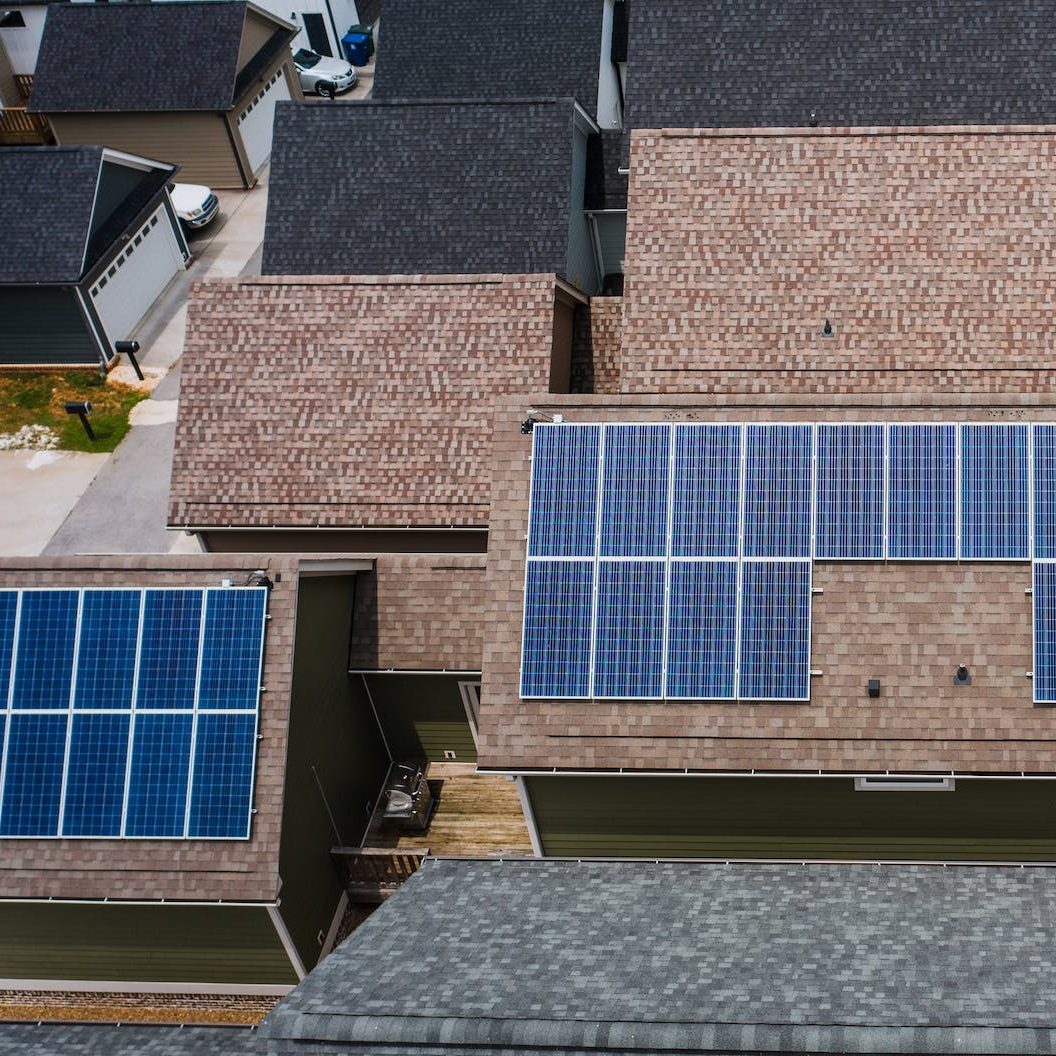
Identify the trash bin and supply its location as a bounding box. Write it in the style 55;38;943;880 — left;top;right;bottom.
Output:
341;30;371;66
345;21;374;55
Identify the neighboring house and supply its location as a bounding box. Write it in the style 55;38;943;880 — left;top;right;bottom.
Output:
260;858;1056;1056
27;1;301;189
168;273;588;551
0;1;51;143
0;146;189;368
261;99;604;293
257;0;360;60
0;0;47;82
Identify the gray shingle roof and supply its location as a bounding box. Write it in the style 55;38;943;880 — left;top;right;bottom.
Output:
28;1;279;113
0;147;103;284
261;99;576;277
0;1023;257;1055
373;0;604;115
261;858;1056;1055
628;0;1056;130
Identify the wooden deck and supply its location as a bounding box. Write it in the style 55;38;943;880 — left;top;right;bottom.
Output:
366;762;533;857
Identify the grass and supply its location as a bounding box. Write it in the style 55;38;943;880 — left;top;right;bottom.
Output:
0;370;147;453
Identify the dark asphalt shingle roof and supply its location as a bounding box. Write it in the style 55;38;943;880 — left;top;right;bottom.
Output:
628;0;1056;130
373;0;604;114
262;858;1056;1055
0;1023;257;1055
261;99;577;277
0;147;102;284
29;1;286;113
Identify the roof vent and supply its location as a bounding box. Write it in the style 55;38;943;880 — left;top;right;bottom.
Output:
822;318;833;337
867;678;880;699
809;110;818;127
954;665;972;686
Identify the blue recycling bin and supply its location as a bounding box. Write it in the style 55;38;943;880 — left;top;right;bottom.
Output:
341;31;371;66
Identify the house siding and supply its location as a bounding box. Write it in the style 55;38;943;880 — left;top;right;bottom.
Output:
565;120;601;294
526;776;1056;861
0;902;297;987
0;286;98;367
48;111;245;188
362;674;477;763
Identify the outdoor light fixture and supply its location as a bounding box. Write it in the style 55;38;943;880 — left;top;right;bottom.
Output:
822;318;833;336
867;678;881;698
954;665;972;686
115;339;143;381
64;401;95;442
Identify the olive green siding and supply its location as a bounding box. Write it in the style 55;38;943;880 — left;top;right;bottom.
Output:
279;576;389;970
0;287;98;366
527;776;1056;861
363;673;477;762
0;903;296;985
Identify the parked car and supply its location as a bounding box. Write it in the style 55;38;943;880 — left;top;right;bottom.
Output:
292;48;356;97
170;183;219;229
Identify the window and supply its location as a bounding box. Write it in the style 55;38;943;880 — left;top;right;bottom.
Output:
854;777;955;792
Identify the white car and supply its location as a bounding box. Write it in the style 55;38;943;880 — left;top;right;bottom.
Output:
293;48;357;97
170;183;219;229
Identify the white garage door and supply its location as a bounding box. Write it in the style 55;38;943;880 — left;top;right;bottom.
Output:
89;206;186;348
237;69;291;176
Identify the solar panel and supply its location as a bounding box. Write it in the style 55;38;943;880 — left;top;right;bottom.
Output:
815;424;884;559
887;424;957;559
743;425;813;558
737;561;812;701
599;425;669;557
671;425;741;558
11;590;78;709
961;424;1029;559
0;586;266;839
527;425;600;558
1034;425;1056;559
74;590;140;709
520;561;594;698
188;713;256;838
666;561;738;698
1033;562;1056;703
593;561;665;698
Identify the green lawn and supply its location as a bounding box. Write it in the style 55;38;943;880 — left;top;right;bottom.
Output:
0;371;147;453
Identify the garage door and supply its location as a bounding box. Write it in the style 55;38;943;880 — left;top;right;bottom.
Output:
237;69;291;176
89;205;187;349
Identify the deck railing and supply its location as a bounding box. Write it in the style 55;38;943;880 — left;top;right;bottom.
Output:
331;846;428;901
0;107;49;144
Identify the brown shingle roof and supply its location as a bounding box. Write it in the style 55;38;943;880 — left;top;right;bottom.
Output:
479;395;1056;775
0;555;296;901
620;126;1056;395
169;275;567;531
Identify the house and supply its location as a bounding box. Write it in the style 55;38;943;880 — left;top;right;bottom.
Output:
259;858;1056;1056
258;0;362;61
168;273;589;552
0;0;46;87
261;99;604;293
27;1;301;189
0;146;189;368
469;124;1056;861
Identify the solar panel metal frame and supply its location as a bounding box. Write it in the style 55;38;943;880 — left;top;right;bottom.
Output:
0;586;266;840
959;423;1030;561
812;423;886;561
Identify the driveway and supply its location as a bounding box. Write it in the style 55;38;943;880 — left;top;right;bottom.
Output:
35;171;270;557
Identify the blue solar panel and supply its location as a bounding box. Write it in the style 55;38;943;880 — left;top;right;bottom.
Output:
671;425;741;558
599;425;670;557
135;590;202;709
666;561;738;698
815;424;884;559
0;591;16;705
125;712;193;837
887;424;957;559
961;424;1029;559
74;590;140;709
1034;562;1056;703
62;713;130;837
593;561;665;698
188;713;256;838
198;588;267;710
11;590;78;709
738;561;811;700
527;425;600;558
743;425;813;558
521;561;594;697
1035;426;1056;559
0;713;67;836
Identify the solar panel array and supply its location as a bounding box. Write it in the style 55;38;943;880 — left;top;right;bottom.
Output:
0;586;266;839
524;422;1056;702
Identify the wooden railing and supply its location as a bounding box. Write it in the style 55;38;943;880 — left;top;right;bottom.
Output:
0;107;49;144
331;846;427;901
14;74;32;101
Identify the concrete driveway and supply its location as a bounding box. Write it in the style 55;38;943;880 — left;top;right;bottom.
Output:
20;171;271;557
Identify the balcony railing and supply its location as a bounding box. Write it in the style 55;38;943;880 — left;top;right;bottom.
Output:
330;846;428;902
